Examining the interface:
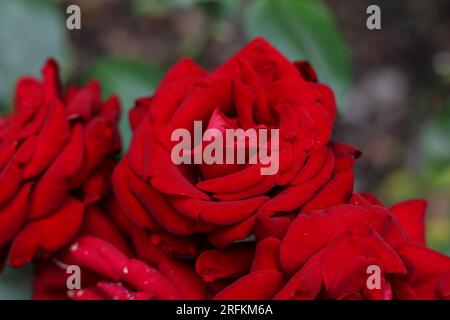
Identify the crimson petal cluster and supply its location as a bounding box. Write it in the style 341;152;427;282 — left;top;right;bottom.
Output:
210;194;450;300
0;38;448;300
113;38;352;248
0;60;120;267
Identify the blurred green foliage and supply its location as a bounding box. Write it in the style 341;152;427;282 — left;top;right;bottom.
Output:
0;266;33;300
0;0;71;110
133;0;203;16
421;102;450;163
379;102;450;254
133;0;238;18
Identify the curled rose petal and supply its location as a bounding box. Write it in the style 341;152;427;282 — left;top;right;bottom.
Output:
207;216;256;248
213;270;283;300
275;250;324;300
389;199;427;245
22;100;70;179
80;205;132;257
0;160;22;208
8;197;84;267
122;259;182;300
29;124;84;220
196;242;255;282
0;184;31;248
112;157;162;231
251;237;281;272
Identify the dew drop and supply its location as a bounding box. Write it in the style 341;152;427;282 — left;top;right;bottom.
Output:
70;242;79;252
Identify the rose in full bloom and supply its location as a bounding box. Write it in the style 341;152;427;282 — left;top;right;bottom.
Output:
209;194;450;300
0;59;120;267
113;38;357;247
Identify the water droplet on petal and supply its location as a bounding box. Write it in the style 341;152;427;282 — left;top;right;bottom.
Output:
70;242;79;252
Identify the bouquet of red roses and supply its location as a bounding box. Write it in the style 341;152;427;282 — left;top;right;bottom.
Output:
1;38;449;300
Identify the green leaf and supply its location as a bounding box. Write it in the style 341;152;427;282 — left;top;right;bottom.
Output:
0;265;33;300
0;0;71;109
85;57;164;150
244;0;351;104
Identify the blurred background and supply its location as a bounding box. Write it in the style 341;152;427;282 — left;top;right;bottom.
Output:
0;0;449;298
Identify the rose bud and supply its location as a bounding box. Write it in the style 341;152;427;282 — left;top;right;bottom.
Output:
0;59;121;267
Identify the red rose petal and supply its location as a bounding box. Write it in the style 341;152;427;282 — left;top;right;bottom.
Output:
112;158;162;231
96;282;152;300
158;258;207;299
127;165;215;235
171;196;268;226
255;216;293;241
80;205;132;257
275;250;323;300
213;270;283;300
207;216;256;248
41;59;61;102
122;259;182;300
301;170;354;212
0;160;22;208
251;237;281;272
23;100;70;179
196;242;255;282
0;184;30;248
389;199;427;245
69;117;117;188
320;225;406;291
65;81;101;120
9;197;84;267
158;58;207;90
29;124;84;220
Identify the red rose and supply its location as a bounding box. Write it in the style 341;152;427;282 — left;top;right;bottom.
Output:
0;59;120;267
210;193;450;300
113;38;354;247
